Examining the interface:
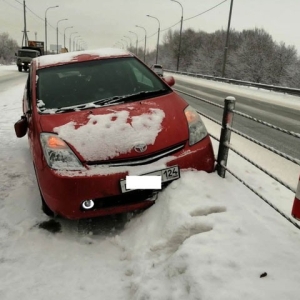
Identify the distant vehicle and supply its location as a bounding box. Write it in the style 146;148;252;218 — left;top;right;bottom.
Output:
60;47;68;53
14;48;214;220
151;64;164;77
15;40;44;72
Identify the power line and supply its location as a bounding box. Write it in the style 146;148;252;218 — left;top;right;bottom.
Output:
138;0;228;42
184;0;228;22
2;0;23;11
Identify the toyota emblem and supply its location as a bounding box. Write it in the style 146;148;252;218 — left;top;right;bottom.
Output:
134;143;147;153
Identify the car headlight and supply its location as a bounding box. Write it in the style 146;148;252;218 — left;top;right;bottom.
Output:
40;133;84;170
184;105;208;146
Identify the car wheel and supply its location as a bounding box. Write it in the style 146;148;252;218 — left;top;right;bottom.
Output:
41;192;55;217
32;162;55;217
18;65;22;72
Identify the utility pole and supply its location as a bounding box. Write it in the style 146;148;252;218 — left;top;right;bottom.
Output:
22;0;29;46
221;0;234;77
35;32;37;41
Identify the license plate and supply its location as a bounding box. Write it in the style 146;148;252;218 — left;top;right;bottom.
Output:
120;165;180;193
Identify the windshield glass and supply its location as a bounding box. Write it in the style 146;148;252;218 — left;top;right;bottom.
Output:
18;51;38;58
37;57;170;112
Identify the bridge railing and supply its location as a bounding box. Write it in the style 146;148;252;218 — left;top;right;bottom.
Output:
174;88;300;230
165;69;300;97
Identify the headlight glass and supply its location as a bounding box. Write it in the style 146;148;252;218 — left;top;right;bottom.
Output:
184;106;208;146
40;133;84;170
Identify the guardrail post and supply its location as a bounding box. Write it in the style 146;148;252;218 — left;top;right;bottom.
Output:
291;175;300;220
216;96;236;178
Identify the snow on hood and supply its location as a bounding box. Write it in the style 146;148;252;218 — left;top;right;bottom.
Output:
54;108;165;161
36;48;131;68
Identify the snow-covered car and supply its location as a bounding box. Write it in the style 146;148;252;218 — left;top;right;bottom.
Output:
14;48;215;220
151;64;164;77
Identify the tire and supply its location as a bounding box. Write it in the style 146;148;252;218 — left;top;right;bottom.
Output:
18;65;22;72
32;162;55;217
41;193;55;217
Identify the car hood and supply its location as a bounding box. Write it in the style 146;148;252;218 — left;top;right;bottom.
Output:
38;93;189;162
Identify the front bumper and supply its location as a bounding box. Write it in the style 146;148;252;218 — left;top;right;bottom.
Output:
36;136;214;219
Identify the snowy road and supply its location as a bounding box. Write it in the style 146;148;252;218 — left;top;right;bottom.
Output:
173;75;300;160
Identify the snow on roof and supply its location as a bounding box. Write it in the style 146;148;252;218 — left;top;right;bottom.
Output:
36;48;132;68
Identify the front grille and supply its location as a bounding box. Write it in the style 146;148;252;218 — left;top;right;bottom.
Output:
86;143;185;167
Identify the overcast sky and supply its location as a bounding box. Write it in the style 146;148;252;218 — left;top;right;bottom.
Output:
1;0;299;54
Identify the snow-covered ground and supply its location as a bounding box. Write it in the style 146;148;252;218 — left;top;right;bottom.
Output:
1;65;300;300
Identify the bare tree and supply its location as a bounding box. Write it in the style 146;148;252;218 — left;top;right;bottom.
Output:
0;32;19;64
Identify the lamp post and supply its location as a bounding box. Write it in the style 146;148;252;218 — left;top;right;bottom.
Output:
136;25;147;63
78;40;82;51
73;35;80;51
146;14;160;64
221;0;234;77
56;18;68;54
121;38;128;49
69;31;78;51
123;36;132;48
45;5;58;54
117;41;124;49
129;31;138;55
63;26;73;49
81;41;87;51
171;0;183;71
76;39;83;51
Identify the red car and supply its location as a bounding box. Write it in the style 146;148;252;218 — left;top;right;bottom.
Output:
14;48;215;220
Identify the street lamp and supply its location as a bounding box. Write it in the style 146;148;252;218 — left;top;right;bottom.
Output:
69;31;78;51
121;38;128;49
147;14;160;64
171;0;183;71
76;39;83;51
79;41;86;50
123;36;132;48
129;31;138;55
117;41;124;49
45;5;58;54
64;26;73;49
136;25;147;63
73;35;80;51
221;0;234;77
56;18;68;54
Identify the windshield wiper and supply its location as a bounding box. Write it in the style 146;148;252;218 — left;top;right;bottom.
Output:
93;89;169;106
54;104;87;113
93;96;124;106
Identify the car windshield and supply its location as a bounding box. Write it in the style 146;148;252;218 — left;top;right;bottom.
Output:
37;57;170;112
18;51;38;58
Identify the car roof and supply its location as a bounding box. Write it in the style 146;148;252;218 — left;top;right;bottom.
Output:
35;48;134;70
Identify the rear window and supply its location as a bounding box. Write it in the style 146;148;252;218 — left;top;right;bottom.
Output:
37;57;169;110
153;65;162;69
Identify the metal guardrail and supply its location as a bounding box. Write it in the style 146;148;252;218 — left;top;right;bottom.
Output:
166;69;300;97
174;88;300;230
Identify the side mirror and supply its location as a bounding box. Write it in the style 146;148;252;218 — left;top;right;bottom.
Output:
162;76;175;87
14;116;28;138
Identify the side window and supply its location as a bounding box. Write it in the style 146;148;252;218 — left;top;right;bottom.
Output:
132;67;153;88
